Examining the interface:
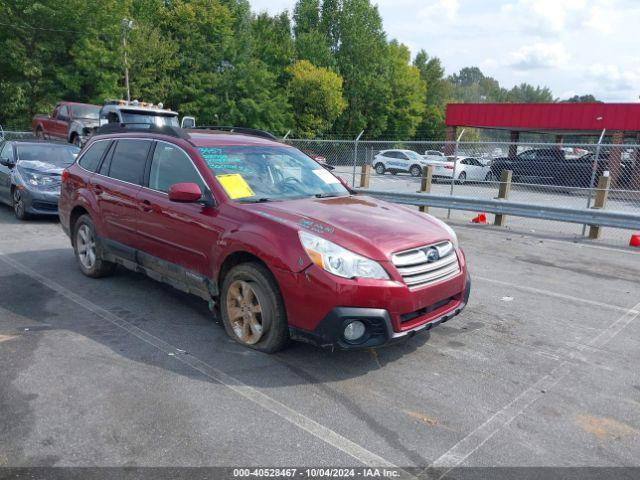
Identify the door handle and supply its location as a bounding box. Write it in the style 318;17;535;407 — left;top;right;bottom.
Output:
140;199;154;213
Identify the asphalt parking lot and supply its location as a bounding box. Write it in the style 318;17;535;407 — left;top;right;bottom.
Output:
1;205;639;472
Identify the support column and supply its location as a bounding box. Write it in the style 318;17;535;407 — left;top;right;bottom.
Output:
555;134;564;146
508;131;520;159
630;133;640;190
444;126;457;156
609;131;624;187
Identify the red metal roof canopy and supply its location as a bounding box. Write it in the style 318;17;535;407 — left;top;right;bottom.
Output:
445;103;640;134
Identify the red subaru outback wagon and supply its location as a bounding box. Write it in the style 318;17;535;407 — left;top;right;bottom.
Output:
59;125;470;352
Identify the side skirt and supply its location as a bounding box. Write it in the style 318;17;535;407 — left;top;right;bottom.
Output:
101;238;218;302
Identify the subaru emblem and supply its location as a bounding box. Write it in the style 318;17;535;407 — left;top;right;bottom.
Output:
426;248;439;262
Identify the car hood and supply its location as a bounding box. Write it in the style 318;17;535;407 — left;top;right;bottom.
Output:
246;195;454;261
18;160;68;175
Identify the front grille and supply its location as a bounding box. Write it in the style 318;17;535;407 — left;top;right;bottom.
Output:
391;241;460;288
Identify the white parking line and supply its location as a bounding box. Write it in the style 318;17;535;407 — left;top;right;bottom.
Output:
475;275;639;314
428;300;640;475
0;252;397;469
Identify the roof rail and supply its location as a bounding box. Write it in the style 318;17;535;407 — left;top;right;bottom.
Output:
192;126;278;141
95;123;190;140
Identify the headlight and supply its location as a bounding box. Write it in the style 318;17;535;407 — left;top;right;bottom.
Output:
429;216;459;249
21;171;57;188
298;231;389;280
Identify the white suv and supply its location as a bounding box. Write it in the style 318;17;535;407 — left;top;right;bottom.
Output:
373;149;430;177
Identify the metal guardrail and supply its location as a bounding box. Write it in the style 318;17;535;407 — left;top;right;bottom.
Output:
354;189;640;230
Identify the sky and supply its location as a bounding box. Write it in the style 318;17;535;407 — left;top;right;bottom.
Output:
248;0;640;102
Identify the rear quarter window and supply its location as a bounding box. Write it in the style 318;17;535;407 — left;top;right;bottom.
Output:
78;140;111;172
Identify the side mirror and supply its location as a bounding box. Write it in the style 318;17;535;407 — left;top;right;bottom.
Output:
181;116;196;129
168;182;202;203
0;157;14;168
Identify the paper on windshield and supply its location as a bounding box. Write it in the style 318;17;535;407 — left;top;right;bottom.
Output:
312;169;340;184
216;174;255;200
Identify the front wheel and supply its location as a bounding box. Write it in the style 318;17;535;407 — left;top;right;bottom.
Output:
410;165;422;177
72;135;82;147
374;163;386;175
220;263;288;353
12;188;29;220
457;172;467;185
485;171;496;183
73;214;116;278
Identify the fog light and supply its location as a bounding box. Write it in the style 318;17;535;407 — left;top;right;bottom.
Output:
343;320;366;342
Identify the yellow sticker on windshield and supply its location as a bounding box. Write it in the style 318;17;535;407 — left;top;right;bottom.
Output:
216;174;255;199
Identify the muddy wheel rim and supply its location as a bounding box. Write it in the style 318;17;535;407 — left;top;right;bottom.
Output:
76;224;96;270
226;280;264;345
13;190;24;217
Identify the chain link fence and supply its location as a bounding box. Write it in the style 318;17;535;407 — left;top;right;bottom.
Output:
287;138;640;244
0;129;35;141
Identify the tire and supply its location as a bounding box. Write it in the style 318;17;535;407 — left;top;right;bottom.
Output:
35;127;43;139
220;262;288;353
73;214;116;278
12;188;29;220
457;171;467;185
410;165;422;177
485;171;496;183
374;163;386;175
72;134;81;147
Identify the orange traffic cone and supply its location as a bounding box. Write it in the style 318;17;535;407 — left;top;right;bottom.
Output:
471;213;487;224
629;233;640;247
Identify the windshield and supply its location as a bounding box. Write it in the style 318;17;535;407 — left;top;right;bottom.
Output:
405;151;423;161
71;105;100;119
121;112;179;127
198;146;349;202
16;144;79;166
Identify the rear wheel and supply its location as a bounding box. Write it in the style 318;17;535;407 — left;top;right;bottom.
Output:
73;214;116;278
485;171;496;182
457;171;467;185
35;127;44;139
12;188;29;220
410;165;422;177
221;263;288;353
374;163;385;175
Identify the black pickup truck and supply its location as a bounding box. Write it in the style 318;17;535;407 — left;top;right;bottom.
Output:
490;148;630;187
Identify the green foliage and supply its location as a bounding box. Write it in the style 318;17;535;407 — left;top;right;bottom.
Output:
563;94;600;103
286;60;346;137
383;41;425;138
0;0;561;138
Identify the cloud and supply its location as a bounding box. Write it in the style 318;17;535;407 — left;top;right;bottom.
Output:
507;42;570;70
587;64;640;93
418;0;459;21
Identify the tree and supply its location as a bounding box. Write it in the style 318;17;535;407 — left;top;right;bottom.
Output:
383;41;425;138
506;83;554;103
325;0;391;136
286;60;346;137
449;66;507;103
563;94;600;102
413;50;453;139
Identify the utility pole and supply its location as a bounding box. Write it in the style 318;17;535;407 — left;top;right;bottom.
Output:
121;19;134;102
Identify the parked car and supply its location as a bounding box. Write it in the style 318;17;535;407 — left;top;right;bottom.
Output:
0;140;79;219
491;148;632;187
373;149;431;176
59;125;470;353
303;150;335;170
32;102;100;147
491;148;566;185
432;157;494;184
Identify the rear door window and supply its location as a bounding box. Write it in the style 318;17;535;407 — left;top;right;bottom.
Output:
107;139;151;185
79;141;111;172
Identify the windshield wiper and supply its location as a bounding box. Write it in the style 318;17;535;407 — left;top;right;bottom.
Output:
239;197;273;203
313;193;342;198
